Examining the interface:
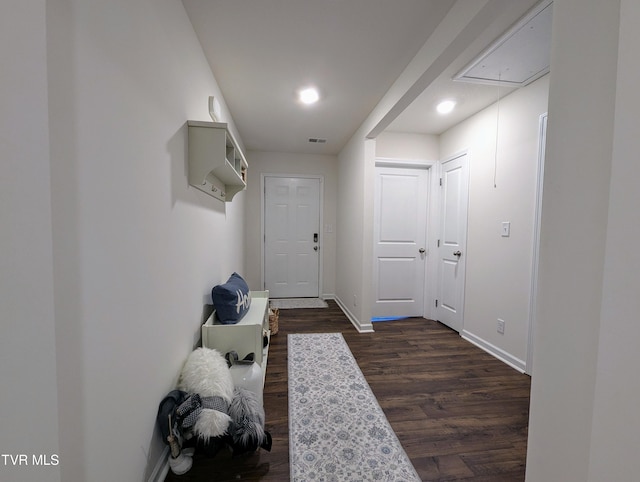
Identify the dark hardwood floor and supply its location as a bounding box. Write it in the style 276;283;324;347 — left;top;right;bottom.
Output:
165;300;531;481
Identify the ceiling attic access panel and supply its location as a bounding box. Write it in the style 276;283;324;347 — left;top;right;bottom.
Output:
187;120;248;202
454;0;553;87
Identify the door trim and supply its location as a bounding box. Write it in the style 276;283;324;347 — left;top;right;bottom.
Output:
526;113;547;375
260;174;324;296
375;157;435;170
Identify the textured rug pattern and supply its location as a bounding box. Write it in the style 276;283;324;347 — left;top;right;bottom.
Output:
288;333;420;481
270;298;328;309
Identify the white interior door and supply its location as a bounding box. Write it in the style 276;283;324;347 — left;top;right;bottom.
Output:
264;176;320;298
436;153;469;332
373;166;429;317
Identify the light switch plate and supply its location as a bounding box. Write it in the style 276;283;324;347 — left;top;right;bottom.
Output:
501;221;511;237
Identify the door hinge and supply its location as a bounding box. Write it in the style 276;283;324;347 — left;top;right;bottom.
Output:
435;299;439;307
437;239;440;247
439;177;443;186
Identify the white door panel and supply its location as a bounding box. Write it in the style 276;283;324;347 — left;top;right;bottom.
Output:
373;166;429;317
264;177;320;298
436;153;469;332
377;258;416;300
439;258;460;312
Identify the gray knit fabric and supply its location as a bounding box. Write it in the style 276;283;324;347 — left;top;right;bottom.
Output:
177;394;229;429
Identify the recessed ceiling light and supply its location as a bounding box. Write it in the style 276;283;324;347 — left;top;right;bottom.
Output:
436;99;456;114
298;87;320;105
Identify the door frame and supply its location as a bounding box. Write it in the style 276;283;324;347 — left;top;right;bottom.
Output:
373;158;439;320
260;173;324;296
526;113;547;375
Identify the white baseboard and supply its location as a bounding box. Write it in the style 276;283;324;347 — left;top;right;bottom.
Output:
334;296;374;333
461;330;526;373
147;446;170;482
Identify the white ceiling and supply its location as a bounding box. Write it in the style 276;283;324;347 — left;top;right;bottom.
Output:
182;0;548;155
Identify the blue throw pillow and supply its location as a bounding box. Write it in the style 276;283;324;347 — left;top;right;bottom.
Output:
211;272;251;324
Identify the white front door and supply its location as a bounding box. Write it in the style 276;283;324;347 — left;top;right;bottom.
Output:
436;153;469;332
373;166;429;317
264;176;321;298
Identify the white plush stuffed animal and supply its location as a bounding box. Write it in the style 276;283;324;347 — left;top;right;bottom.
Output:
177;347;234;441
227;386;272;455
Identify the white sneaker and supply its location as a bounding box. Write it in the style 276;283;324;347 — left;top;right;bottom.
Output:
169;454;193;475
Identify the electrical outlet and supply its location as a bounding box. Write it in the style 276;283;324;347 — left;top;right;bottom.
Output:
353;294;357;307
497;318;505;334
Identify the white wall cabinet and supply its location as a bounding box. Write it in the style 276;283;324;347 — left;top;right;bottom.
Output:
187;120;248;202
201;291;270;386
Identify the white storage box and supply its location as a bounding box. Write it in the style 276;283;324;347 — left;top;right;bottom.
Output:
201;290;270;369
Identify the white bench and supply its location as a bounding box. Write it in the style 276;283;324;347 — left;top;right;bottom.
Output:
201;290;270;386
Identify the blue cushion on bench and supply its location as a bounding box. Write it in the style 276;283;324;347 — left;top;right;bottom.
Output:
211;272;251;324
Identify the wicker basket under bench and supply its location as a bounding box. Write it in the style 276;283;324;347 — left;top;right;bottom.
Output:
201;290;270;387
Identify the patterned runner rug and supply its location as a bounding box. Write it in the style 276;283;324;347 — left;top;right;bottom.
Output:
270;298;328;309
288;333;420;481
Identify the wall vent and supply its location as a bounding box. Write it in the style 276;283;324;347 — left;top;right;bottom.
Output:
308;138;327;144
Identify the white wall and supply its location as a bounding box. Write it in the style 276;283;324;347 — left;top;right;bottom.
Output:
375;132;439;161
244;150;338;298
336;137;376;330
0;2;61;481
439;75;549;370
44;1;245;480
526;0;639;480
587;1;640;477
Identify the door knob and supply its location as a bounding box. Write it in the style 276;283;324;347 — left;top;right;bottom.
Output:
453;250;462;257
418;248;426;254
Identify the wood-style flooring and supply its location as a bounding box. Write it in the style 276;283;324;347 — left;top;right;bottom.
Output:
164;300;531;481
